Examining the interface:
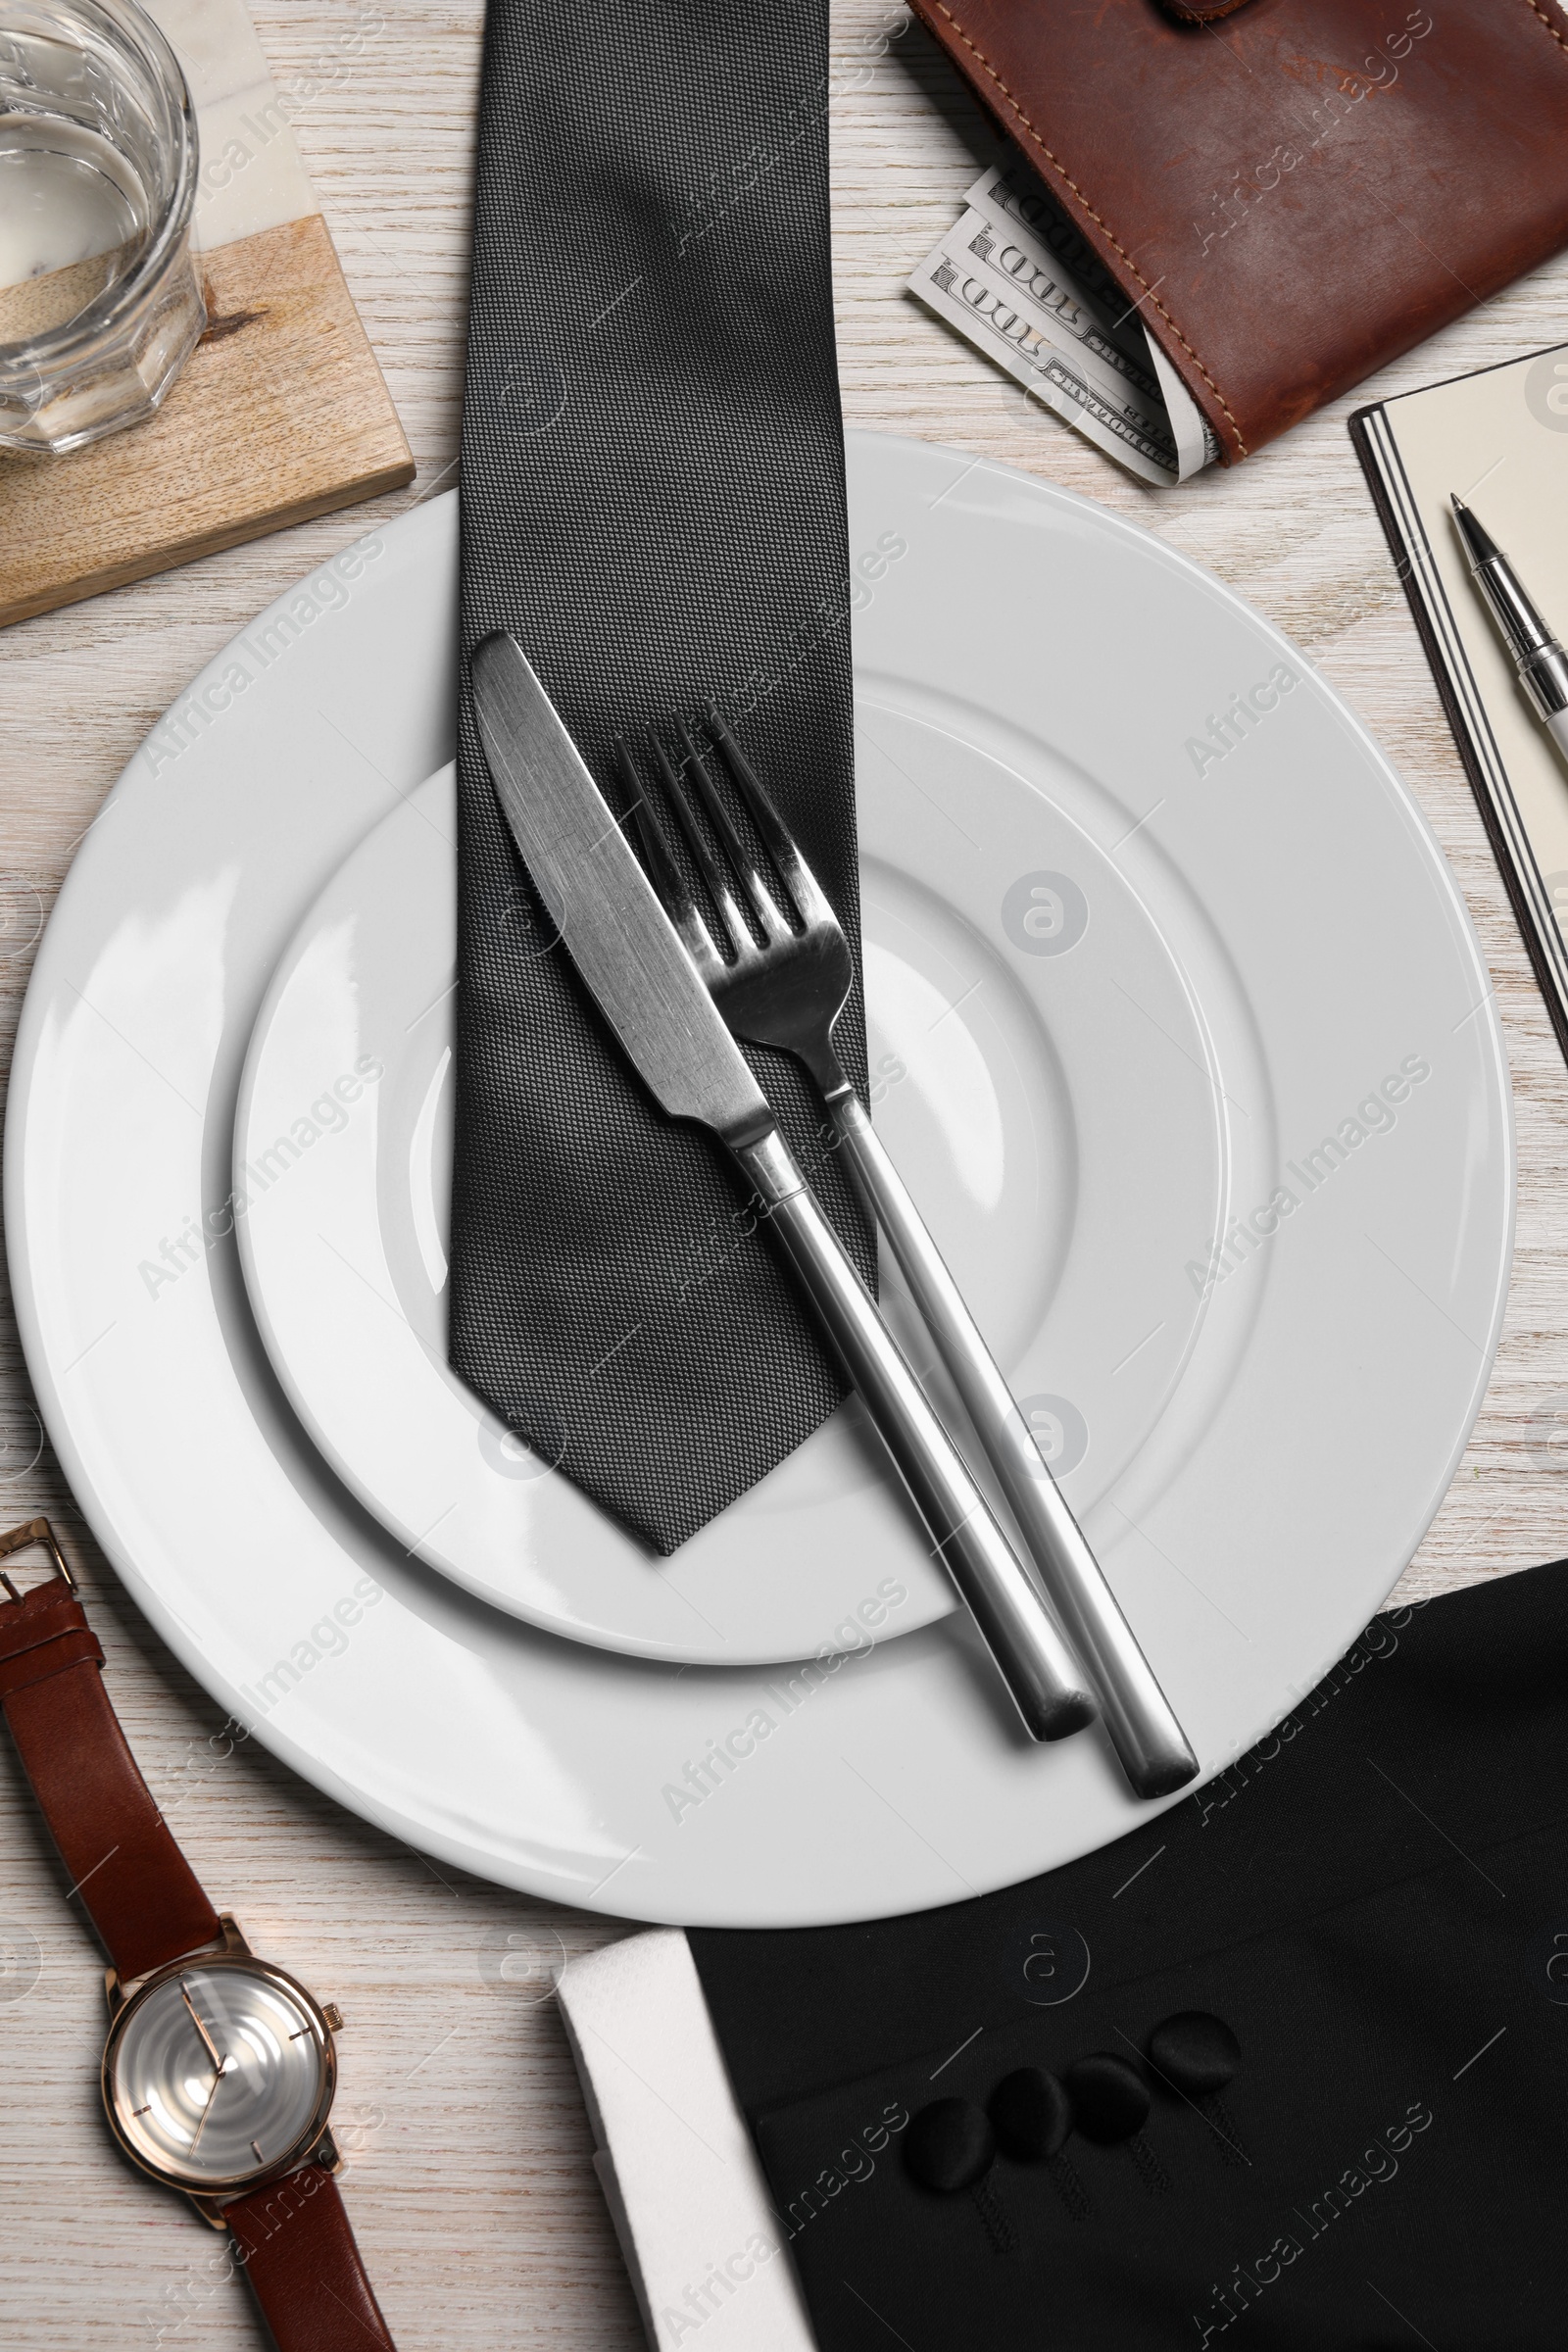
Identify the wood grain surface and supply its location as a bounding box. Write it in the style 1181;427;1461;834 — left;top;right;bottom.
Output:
3;5;1567;2346
0;214;415;629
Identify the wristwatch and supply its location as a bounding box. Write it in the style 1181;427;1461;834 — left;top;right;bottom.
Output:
0;1518;397;2350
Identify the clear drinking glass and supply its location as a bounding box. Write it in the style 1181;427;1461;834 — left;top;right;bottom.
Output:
0;0;205;454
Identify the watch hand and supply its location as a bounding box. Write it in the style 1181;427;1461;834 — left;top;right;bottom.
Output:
186;2054;229;2157
180;1979;223;2073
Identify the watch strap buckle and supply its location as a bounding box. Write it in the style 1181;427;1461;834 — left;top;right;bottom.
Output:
0;1515;76;1603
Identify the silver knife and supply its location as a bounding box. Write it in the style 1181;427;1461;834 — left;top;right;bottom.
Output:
470;633;1096;1743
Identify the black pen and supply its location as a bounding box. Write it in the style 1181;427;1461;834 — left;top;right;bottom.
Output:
1450;493;1568;769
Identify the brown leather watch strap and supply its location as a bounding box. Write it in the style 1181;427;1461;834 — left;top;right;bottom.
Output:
0;1523;220;1984
227;2165;398;2351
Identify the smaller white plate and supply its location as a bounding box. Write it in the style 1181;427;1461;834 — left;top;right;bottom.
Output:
234;743;1222;1665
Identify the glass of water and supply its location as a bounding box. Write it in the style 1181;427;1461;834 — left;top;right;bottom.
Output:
0;0;205;454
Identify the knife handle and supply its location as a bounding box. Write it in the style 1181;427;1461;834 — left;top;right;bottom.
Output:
734;1131;1096;1744
829;1093;1199;1798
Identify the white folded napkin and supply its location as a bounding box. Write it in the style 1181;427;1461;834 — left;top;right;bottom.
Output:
557;1930;816;2351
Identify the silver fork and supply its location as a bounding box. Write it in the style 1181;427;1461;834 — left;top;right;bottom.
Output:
619;712;1199;1800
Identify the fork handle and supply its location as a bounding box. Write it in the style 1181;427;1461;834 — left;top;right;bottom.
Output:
733;1130;1095;1744
827;1093;1199;1798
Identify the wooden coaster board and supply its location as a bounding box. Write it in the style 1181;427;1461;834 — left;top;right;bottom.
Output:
0;0;414;628
0;215;414;627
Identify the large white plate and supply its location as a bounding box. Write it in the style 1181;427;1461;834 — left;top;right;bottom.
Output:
5;435;1513;1925
233;749;1219;1664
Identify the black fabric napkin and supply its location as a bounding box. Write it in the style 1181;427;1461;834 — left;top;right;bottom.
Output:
692;1560;1568;2349
451;0;875;1551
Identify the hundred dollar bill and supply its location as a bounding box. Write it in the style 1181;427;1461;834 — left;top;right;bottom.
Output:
946;214;1180;469
907;236;1181;488
914;163;1222;482
966;165;1153;371
975;164;1221;474
967;166;1138;342
955;208;1163;409
968;163;1220;473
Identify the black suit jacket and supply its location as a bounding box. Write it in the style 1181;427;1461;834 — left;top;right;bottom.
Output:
692;1562;1568;2350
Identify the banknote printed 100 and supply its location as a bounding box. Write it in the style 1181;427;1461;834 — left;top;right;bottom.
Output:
909;165;1222;486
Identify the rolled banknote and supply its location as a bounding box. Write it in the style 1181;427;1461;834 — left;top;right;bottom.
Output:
967;165;1137;336
907;235;1181;488
957;210;1163;407
967;166;1153;369
911;165;1221;483
967;165;1220;471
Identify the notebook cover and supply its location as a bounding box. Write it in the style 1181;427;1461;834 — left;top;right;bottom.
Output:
906;0;1568;464
1350;344;1568;1066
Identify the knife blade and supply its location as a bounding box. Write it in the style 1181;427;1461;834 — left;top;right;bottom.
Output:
470;633;774;1152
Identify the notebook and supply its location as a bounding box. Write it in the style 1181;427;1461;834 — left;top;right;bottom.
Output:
1351;345;1568;1059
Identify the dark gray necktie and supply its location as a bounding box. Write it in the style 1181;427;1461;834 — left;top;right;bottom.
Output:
450;0;874;1552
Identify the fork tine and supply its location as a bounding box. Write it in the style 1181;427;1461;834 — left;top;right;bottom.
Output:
647;732;754;962
704;707;837;932
674;718;793;946
615;740;723;978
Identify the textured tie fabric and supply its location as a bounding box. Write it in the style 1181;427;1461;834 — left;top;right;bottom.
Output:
451;0;874;1550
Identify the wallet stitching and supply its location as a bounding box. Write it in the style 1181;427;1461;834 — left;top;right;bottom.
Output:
1524;0;1568;54
926;0;1247;456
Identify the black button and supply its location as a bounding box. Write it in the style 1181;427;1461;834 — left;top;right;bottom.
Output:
989;2067;1072;2161
1147;2012;1242;2098
1061;2053;1149;2143
905;2097;996;2193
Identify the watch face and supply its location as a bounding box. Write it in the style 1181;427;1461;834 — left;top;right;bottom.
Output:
104;1957;332;2189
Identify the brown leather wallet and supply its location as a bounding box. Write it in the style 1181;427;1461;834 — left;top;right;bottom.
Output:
906;0;1568;461
0;1520;396;2352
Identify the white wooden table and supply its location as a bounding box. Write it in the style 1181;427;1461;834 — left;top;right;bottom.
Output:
4;6;1567;2344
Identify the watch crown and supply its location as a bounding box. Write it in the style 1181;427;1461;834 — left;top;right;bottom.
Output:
322;2002;344;2033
